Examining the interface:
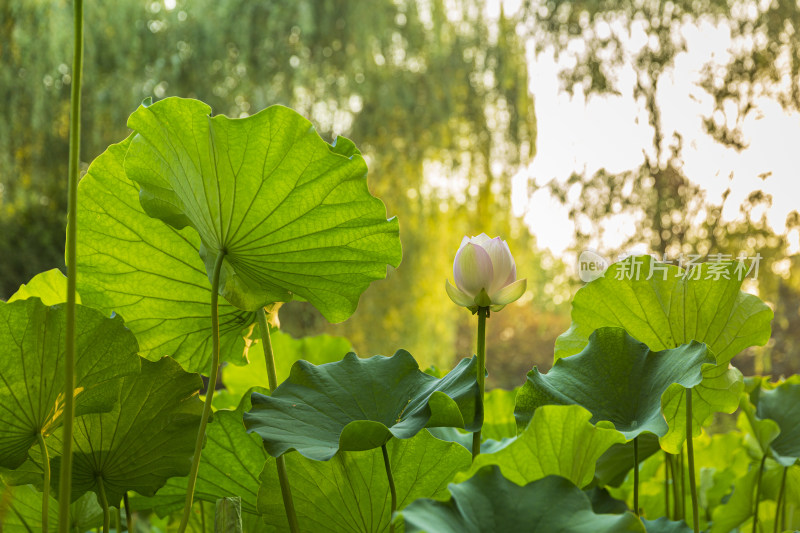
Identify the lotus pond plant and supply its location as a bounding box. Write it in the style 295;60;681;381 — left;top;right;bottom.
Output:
446;233;526;457
1;4;799;532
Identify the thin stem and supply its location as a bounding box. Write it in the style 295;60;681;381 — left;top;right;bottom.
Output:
382;443;397;533
96;476;109;533
256;308;300;533
177;251;226;533
668;451;680;520
664;451;670;519
633;436;640;516
200;501;206;532
123;492;132;532
471;306;488;459
59;0;84;530
115;506;121;533
775;466;787;533
679;445;686;521
753;454;767;533
686;389;700;533
37;432;51;532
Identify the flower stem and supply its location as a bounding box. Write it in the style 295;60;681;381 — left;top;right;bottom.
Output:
471;306;488;459
97;475;109;533
774;466;787;533
753;454;767;533
664;451;670;519
686;389;699;533
256;307;300;533
679;445;686;521
177;250;226;533
37;432;51;532
633;436;640;516
382;443;397;533
59;0;84;529
123;492;132;532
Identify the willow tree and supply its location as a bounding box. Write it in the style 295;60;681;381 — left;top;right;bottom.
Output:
1;0;540;370
524;0;800;375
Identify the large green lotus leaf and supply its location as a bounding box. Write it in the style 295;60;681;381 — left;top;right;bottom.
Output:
45;357;203;505
556;256;772;363
124;97;402;321
514;327;714;442
221;330;352;403
0;481;104;532
258;429;471;533
592;432;662;488
7;269;78;306
751;381;800;466
398;466;646;533
556;256;770;450
456;405;625;488
658;362;744;453
0;298;140;469
243;350;482;461
76;136;254;373
129;392;267;517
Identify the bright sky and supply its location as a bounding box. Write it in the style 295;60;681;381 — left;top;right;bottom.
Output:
507;14;800;259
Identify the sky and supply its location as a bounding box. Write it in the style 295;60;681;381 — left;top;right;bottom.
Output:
508;14;800;259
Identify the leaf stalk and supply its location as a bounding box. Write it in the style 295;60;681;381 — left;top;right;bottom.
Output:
97;475;110;533
633;436;640;516
59;0;84;529
37;431;51;532
774;465;787;533
178;250;226;533
753;454;767;533
686;389;699;533
382;443;397;533
471;306;488;458
256;306;300;533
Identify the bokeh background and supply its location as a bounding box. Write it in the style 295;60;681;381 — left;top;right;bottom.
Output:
2;0;798;389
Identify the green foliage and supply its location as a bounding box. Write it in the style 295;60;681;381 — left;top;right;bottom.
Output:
0;298;140;469
43;357;204;505
556;257;773;364
220;330;352;404
0;480;104;532
125;97;401;320
557;256;772;451
243;351;482;460
593;434;663;488
76;137;254;373
131;394;268;517
457;405;625;488
399;466;646;533
517;327;714;442
3;2;800;530
751;380;800;466
8;269;76;306
258;430;471;533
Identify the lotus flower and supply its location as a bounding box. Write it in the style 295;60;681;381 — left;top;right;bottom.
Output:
446;233;527;312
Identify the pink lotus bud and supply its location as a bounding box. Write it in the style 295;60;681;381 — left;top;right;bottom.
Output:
446;233;527;312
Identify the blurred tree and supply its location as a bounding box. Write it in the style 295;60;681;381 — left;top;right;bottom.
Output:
523;0;800;376
1;0;563;386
